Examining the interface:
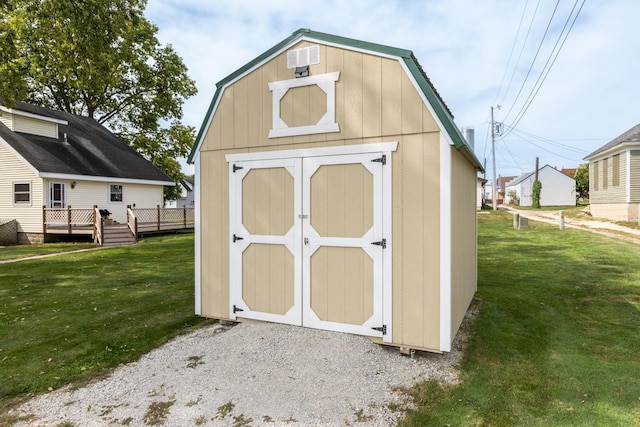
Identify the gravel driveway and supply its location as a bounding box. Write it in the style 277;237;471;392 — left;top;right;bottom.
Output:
12;313;474;426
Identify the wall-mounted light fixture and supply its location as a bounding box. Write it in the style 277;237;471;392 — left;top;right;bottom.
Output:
71;181;77;189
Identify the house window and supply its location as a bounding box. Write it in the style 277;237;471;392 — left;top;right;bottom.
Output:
110;184;123;202
602;158;608;189
612;154;620;187
13;182;31;204
593;162;599;191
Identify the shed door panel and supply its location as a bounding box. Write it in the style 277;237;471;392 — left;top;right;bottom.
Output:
229;159;302;326
229;151;388;341
302;154;384;338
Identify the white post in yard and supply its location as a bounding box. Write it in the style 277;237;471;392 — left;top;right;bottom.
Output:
559;210;565;230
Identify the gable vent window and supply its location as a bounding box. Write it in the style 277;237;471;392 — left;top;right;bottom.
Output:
110;184;123;202
287;45;320;69
13;182;31;204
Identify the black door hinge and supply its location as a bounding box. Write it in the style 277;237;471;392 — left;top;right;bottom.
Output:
233;234;244;243
371;155;386;165
371;238;386;249
372;325;387;335
233;305;244;314
233;164;244;173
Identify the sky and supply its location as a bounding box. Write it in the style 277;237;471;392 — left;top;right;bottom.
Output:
145;0;640;180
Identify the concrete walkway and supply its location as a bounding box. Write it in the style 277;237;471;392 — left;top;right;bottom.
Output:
0;247;107;265
499;206;640;241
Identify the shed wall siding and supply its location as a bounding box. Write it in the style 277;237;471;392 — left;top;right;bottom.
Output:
0;140;43;233
199;150;231;318
392;132;441;351
13;115;58;138
199;42;440;153
450;147;477;342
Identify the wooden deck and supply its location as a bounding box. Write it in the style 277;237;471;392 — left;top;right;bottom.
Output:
43;205;194;246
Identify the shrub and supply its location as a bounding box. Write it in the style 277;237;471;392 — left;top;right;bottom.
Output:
532;180;542;208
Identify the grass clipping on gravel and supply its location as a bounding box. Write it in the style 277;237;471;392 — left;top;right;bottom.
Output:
0;232;208;416
400;211;640;426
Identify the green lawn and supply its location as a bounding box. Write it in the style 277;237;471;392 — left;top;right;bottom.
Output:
400;211;640;426
3;217;640;426
0;232;208;419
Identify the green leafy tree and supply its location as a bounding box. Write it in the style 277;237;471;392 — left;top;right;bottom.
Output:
1;0;197;200
574;163;589;200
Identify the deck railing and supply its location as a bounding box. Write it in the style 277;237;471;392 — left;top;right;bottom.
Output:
42;205;194;243
43;206;96;235
128;205;194;232
94;206;104;245
126;207;139;243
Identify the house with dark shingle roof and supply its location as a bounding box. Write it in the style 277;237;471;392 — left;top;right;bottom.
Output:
188;28;483;353
584;123;640;221
0;102;174;243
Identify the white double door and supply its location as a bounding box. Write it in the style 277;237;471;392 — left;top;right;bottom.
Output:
229;152;389;340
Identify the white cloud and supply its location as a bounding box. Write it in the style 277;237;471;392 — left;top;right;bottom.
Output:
146;0;640;176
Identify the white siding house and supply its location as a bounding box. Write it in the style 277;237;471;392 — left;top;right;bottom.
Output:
585;123;640;221
505;165;576;207
0;102;174;243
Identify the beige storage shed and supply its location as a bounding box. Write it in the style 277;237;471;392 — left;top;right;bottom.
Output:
188;29;483;353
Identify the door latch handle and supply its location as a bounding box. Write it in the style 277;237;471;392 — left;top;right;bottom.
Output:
371;238;387;249
304;237;309;245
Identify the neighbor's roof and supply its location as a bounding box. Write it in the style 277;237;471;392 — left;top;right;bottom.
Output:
584;123;640;160
0;102;174;184
506;165;574;187
187;28;483;171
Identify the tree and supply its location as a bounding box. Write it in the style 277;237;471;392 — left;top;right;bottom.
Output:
574;163;589;200
2;0;197;200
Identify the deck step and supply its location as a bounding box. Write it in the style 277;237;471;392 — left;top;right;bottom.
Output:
102;224;136;246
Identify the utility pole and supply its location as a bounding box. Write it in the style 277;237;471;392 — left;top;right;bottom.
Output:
491;106;500;210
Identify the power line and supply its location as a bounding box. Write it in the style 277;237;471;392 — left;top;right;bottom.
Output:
494;0;532;104
500;0;562;125
501;0;586;138
510;127;590;155
509;128;588;163
497;0;541;107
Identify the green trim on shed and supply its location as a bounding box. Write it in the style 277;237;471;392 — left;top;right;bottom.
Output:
188;28;483;171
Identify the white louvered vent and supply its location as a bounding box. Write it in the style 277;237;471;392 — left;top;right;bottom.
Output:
287;45;320;69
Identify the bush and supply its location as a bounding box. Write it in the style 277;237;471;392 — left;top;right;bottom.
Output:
532;181;542;208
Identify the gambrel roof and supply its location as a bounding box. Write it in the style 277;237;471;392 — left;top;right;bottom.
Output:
584;123;640;160
0;102;173;184
187;28;483;171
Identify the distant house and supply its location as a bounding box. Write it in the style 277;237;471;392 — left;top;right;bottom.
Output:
165;178;195;208
484;175;515;205
0;102;174;244
477;177;487;209
584;123;640;221
505;165;575;207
